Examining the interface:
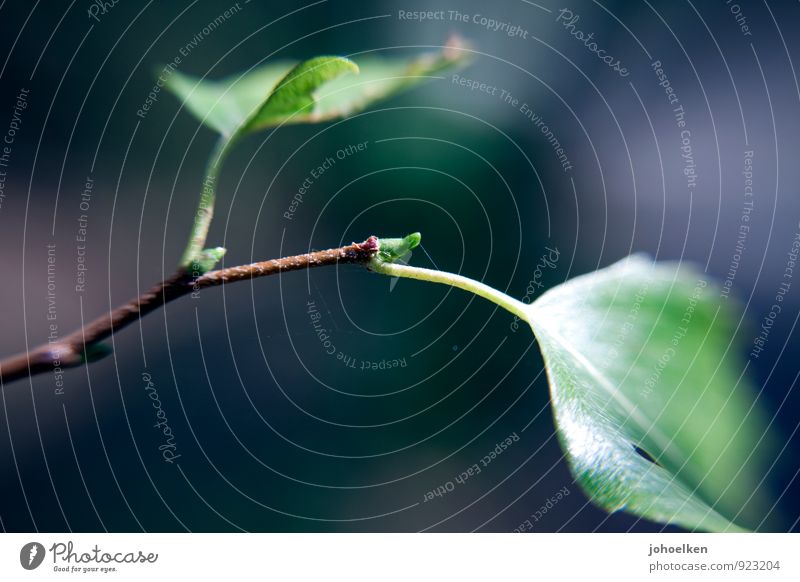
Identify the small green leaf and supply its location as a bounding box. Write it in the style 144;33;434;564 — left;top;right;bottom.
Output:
167;43;469;267
526;255;774;532
377;232;421;263
170;58;355;265
241;56;358;132
163;61;295;136
311;43;468;120
192;246;226;274
162;41;470;138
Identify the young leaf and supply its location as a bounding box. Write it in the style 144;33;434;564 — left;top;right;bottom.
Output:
377;232;421;263
193;246;227;274
526;255;773;532
163;60;297;136
311;44;467;121
241;56;358;132
162;41;469;138
165;42;469;267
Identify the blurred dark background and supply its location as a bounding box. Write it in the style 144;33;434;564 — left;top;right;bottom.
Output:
0;0;798;532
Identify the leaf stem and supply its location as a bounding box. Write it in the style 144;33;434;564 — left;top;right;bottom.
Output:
368;259;530;322
179;134;233;268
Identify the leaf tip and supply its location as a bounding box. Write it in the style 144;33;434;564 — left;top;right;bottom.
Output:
443;34;470;61
343;57;360;75
405;232;421;250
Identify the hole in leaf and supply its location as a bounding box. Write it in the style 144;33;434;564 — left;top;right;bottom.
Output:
632;444;660;466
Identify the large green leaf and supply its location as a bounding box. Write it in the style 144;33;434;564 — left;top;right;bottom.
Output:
163;43;469;138
526;255;773;532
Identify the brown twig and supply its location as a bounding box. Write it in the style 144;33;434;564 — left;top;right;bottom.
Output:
0;237;379;386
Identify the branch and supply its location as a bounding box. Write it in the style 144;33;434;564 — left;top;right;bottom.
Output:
0;237;379;386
